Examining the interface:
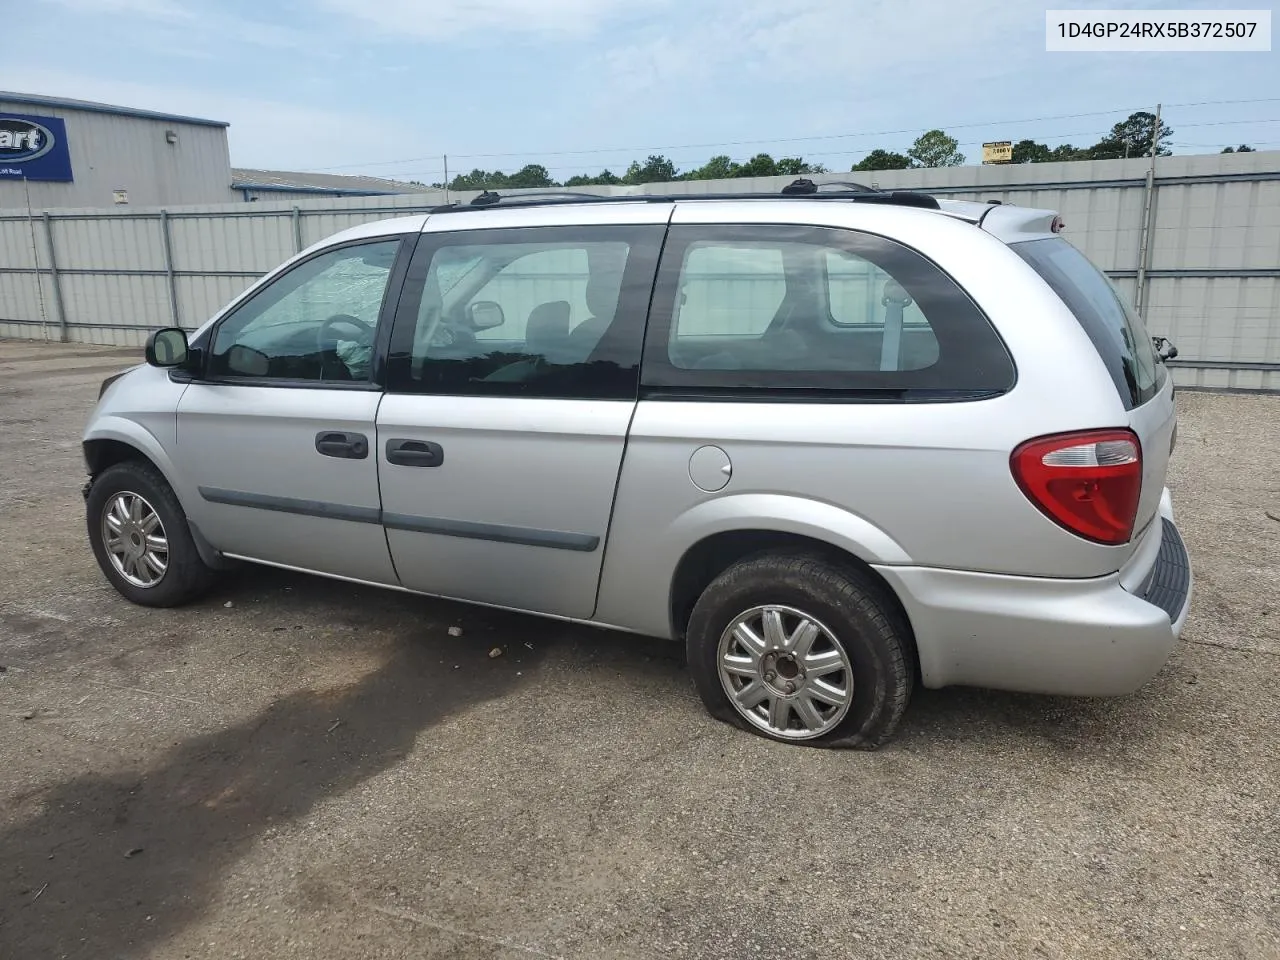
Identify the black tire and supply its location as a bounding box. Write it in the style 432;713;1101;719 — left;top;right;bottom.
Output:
686;552;913;749
86;460;219;607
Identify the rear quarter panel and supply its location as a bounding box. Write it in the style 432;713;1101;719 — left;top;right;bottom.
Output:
1128;372;1177;537
594;204;1143;637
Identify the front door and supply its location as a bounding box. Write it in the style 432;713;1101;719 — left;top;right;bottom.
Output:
377;219;668;619
175;236;410;584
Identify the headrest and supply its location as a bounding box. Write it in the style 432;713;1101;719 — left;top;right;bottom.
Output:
882;279;912;307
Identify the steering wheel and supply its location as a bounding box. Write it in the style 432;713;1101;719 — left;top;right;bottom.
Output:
317;313;376;351
428;320;477;351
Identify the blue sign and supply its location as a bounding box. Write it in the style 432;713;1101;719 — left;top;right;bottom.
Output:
0;113;73;181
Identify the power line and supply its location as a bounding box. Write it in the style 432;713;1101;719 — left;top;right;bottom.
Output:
442;109;1156;161
1172;140;1280;148
1165;96;1280;108
309;106;1153;172
306;97;1280;174
387;118;1280;181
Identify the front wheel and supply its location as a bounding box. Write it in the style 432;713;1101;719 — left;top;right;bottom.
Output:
686;553;913;749
86;460;218;607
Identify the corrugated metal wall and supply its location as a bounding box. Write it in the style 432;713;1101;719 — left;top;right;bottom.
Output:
0;98;234;210
2;151;1278;390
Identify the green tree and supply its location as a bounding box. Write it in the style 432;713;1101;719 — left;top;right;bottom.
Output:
1010;140;1091;164
908;129;965;167
1222;144;1256;153
686;154;826;180
563;169;622;186
1011;139;1053;163
448;168;508;191
737;153;780;177
624;154;678;185
1050;144;1092;162
776;156;827;175
687;155;739;180
1088;111;1172;159
505;164;556;188
852;149;912;171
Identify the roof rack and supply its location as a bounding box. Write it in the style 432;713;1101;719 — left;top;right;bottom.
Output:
781;178;880;194
427;181;940;214
470;189;610;206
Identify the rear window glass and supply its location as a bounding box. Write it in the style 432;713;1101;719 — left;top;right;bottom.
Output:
642;224;1015;398
1012;237;1163;409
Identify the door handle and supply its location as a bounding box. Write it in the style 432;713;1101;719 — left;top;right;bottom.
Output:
385;438;444;468
315;431;369;459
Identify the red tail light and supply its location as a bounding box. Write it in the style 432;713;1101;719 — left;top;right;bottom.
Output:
1011;429;1143;545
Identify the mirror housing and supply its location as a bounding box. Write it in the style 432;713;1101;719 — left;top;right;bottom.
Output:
145;327;189;367
467;300;506;330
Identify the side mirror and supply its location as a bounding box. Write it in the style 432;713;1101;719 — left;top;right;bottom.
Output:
467;300;506;330
145;327;189;367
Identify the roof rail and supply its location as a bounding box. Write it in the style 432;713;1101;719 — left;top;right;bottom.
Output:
782;178;880;194
470;189;610;206
425;183;941;214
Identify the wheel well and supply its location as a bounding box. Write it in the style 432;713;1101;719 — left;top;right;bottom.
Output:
668;529;919;669
82;439;231;571
84;439;155;477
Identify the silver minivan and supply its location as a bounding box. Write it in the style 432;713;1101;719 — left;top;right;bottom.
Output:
82;184;1192;748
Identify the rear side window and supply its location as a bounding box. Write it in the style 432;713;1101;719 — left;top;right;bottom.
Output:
1012;237;1163;409
384;224;664;400
641;224;1014;398
678;244;786;337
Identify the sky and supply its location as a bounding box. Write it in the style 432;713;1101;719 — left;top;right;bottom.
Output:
3;0;1279;182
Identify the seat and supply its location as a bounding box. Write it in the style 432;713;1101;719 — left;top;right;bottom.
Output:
568;246;628;361
525;300;572;364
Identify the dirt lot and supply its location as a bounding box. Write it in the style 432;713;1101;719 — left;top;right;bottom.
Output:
1;338;1277;960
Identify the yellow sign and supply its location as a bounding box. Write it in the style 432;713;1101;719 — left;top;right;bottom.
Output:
982;141;1013;164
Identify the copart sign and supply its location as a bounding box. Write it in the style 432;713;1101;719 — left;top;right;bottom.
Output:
0;113;73;181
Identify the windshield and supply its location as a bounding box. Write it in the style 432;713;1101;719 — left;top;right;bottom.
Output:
1013;237;1163;409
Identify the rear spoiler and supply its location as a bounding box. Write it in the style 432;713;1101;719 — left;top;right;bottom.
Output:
978;203;1065;242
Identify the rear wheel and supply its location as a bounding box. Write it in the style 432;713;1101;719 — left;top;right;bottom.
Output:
686;553;912;748
86;461;218;607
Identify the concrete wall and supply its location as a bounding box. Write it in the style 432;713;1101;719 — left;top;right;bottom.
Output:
0;97;234;210
2;151;1278;390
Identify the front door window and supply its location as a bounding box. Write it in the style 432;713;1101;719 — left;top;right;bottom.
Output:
209;239;401;382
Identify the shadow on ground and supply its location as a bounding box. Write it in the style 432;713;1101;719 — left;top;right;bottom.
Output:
0;555;1188;959
893;667;1179;753
0;612;557;960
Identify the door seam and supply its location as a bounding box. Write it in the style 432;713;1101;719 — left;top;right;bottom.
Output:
589;213;674;619
372;390;405;586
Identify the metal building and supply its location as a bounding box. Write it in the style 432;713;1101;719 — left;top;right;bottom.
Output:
229;168;433;202
0;91;236;209
0;92;425;210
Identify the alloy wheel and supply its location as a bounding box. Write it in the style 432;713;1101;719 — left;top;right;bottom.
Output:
716;604;853;740
101;490;169;588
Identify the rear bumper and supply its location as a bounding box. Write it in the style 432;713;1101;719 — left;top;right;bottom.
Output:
874;513;1193;697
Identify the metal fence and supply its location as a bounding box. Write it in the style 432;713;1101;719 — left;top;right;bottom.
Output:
3;150;1279;390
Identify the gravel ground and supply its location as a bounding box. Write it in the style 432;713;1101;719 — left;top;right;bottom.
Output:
1;339;1277;960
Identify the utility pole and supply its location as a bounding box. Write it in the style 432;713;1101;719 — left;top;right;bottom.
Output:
443;154;450;205
1134;103;1162;317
